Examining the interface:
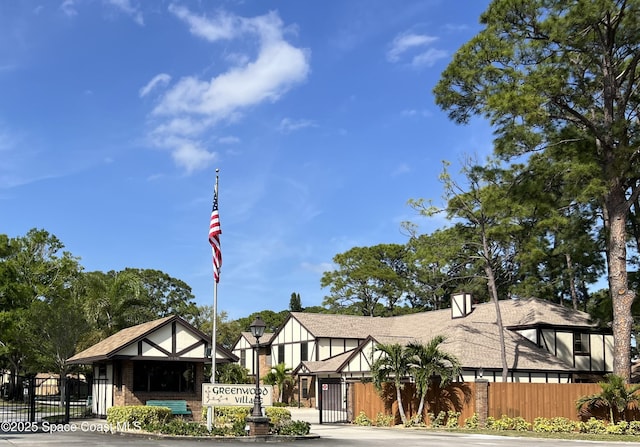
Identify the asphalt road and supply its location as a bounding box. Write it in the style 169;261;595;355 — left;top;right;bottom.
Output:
2;423;640;447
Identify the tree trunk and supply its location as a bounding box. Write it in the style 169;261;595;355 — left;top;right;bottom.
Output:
605;194;635;383
565;253;578;311
482;233;509;382
395;381;407;424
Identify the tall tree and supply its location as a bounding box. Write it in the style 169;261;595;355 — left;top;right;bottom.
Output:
289;292;303;312
410;160;520;380
129;268;200;323
434;0;640;381
321;244;409;316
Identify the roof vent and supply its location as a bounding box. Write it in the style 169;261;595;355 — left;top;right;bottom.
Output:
451;292;473;319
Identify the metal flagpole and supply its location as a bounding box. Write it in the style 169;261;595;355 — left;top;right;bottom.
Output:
207;169;221;431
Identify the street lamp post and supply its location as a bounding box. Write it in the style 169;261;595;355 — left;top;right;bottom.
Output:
249;316;266;418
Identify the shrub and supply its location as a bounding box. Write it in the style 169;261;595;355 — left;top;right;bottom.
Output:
445;411;461;428
106;405;171;427
428;411;447;428
266;407;292;426
578;417;607;434
463;413;479;429
533;417;578;433
145;418;211;436
606;421;628;435
628;420;640;435
274;420;311;436
374;412;395;427
353;411;372;426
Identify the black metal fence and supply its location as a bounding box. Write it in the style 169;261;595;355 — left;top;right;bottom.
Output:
318;378;349;424
0;373;93;427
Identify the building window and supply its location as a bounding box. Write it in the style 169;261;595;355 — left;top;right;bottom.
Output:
574;333;590;355
240;349;246;368
278;345;285;364
301;378;308;399
301;342;308;362
133;361;195;393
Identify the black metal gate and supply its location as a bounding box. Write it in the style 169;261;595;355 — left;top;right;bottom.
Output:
0;373;91;428
318;378;348;424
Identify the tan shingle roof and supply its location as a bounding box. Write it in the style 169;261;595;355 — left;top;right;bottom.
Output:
292;299;600;373
67;315;239;364
68;316;174;363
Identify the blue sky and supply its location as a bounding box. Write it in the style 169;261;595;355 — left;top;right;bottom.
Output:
1;0;494;320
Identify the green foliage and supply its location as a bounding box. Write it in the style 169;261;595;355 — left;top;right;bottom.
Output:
428;411;446;428
433;0;640;381
576;374;640;423
374;412;395;427
532;417;578;433
273;420;310;435
485;415;530;431
106;405;171;426
145;418;212;436
353;411;372;426
463;413;479;429
216;362;251;384
289;292;303;312
578;417;607;434
406;335;462;418
265;406;292;426
263;363;294;403
371;343;410;425
320;244;410;316
445;411;461;428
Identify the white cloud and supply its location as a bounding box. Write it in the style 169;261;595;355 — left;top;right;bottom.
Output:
106;0;144;26
170;140;216;173
301;261;334;275
146;7;310;173
387;32;438;63
278;118;316;134
168;4;237;42
139;73;172;97
411;48;448;68
60;0;77;17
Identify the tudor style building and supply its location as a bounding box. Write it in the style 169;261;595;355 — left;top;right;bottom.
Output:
233;296;614;412
67;315;237;420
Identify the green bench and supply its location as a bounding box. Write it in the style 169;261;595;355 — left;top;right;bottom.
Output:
145;399;192;415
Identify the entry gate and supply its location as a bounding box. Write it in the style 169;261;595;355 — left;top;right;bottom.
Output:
0;374;91;427
318;378;349;424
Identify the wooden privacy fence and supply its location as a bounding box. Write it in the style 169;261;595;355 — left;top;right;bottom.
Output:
351;381;631;425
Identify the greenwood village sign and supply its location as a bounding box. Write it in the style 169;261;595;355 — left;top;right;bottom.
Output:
202;384;273;407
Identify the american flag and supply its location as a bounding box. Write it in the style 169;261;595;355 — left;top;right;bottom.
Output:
209;188;222;282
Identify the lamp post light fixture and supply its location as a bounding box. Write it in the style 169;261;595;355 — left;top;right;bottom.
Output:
249;316;266;418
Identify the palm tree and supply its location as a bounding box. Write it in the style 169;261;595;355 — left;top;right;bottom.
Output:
263;362;293;403
576;374;640;424
406;336;462;421
371;343;410;425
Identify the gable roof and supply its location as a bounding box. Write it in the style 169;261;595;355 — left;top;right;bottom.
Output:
291;298;599;341
287;299;605;374
68;315;237;364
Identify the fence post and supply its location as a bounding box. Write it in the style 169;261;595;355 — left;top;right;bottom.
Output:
64;377;71;424
28;376;36;423
474;379;489;428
